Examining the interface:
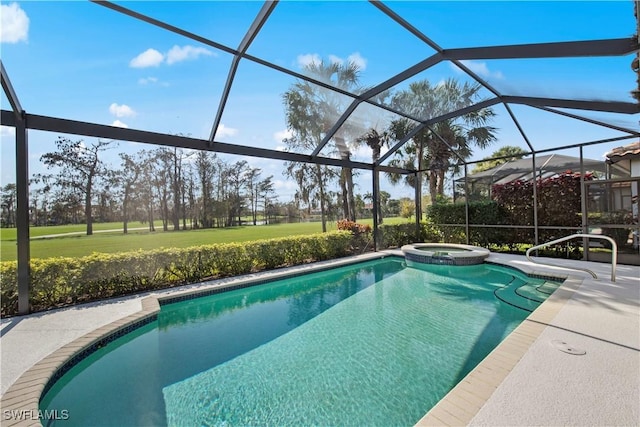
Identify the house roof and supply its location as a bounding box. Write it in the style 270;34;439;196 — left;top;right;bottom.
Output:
605;141;640;163
463;153;608;185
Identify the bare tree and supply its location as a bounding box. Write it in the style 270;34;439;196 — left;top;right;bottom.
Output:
194;151;216;228
246;167;262;225
114;152;142;234
40;137;113;235
258;175;276;224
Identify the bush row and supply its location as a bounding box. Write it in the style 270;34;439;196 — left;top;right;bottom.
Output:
377;222;441;248
0;231;353;317
427;198;585;249
427;201;514;246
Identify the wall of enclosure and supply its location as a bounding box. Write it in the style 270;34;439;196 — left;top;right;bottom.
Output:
441;145;639;264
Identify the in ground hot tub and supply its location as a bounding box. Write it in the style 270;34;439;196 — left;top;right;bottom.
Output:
401;243;490;266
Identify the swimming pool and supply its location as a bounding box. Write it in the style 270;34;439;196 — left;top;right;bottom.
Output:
40;257;559;426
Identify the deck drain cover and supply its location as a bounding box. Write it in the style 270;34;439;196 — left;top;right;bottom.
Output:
551;340;586;355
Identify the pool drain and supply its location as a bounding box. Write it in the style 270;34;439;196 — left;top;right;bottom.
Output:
551;339;586;355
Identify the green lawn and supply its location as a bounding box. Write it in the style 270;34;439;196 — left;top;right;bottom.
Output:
0;217;409;261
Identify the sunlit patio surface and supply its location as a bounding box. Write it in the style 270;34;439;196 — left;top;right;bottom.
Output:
1;252;638;426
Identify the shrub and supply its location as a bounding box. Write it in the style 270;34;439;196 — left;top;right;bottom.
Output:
0;231;353;317
598;210;634;248
337;219;372;251
378;222;441;248
490;171;590;247
426;201;511;246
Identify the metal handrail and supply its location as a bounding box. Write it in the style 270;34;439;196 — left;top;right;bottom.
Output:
525;233;617;282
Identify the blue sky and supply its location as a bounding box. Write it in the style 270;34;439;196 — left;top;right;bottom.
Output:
1;1;638;201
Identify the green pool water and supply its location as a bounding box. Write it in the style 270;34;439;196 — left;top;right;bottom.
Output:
41;258;556;426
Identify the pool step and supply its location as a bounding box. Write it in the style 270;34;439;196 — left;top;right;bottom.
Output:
536;281;561;295
495;279;560;312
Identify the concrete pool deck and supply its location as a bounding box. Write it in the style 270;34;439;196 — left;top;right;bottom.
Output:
1;252;638;426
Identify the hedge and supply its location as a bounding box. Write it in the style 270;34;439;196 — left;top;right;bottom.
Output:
426;201;512;246
378;222;441;248
426;173;590;248
0;231;353;317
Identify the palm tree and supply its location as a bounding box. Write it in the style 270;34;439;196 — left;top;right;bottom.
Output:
387;78;497;209
282;60;364;223
357;128;390;224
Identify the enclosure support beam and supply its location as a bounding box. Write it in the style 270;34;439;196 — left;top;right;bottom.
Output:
504;96;639;114
2;61;30;315
580;147;589;261
15;116;30;315
443;37;638;60
464;164;470;245
372;168;380;251
532;154;539;248
415;172;422;241
504;103;535;152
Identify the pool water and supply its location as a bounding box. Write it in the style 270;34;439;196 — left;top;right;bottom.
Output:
41;258;557;426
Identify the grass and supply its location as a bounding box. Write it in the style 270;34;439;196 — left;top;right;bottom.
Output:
0;217;409;261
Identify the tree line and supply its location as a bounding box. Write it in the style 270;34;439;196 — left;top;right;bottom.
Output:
0;137;413;232
2;138;281;235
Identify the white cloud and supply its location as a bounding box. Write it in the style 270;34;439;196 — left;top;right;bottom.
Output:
166;45;214;65
1;125;16;138
130;45;214;68
0;3;29;44
111;120;128;129
273;179;298;193
452;60;504;80
138;76;169;87
138;77;158;85
347;52;367;71
273;129;292;143
297;53;321;69
328;55;343;66
109;103;137;118
216;124;238;138
130;48;164;68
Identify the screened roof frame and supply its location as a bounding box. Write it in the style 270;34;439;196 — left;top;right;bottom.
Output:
2;0;639;173
2;0;639;316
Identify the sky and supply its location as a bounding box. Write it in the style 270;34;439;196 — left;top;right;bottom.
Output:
1;0;638;202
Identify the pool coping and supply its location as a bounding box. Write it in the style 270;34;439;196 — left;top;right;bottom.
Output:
0;252;576;426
